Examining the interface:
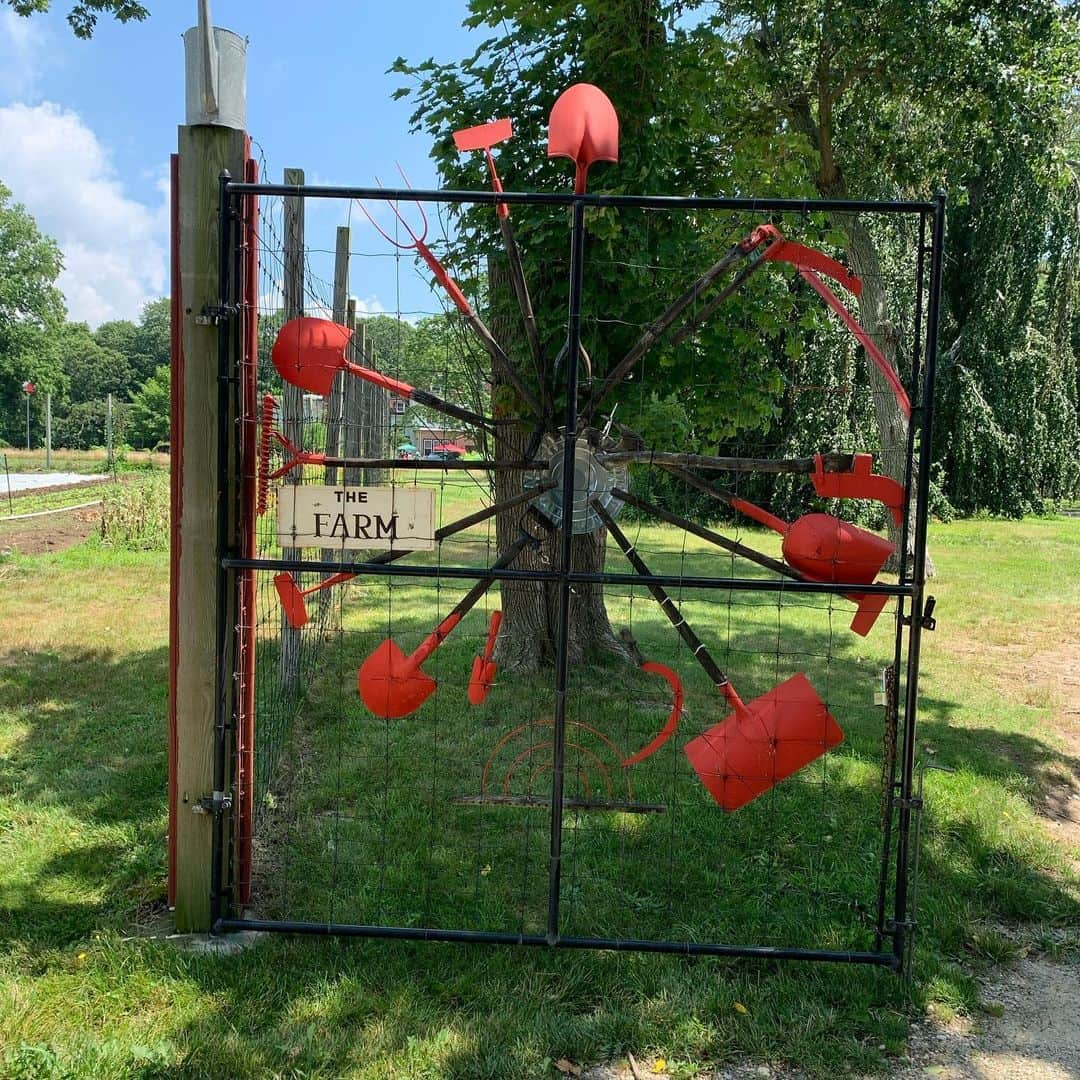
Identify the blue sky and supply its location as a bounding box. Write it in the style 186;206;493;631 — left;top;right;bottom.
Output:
0;1;485;327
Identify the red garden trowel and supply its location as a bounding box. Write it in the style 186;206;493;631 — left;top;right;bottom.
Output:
467;610;502;705
594;501;842;810
548;83;619;193
274;571;355;629
271;316;492;430
721;489;895;637
358;533;537;719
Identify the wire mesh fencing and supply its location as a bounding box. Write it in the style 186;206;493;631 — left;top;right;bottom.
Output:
216;181;943;969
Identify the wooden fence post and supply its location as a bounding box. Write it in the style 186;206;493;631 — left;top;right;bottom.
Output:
280;166;304;690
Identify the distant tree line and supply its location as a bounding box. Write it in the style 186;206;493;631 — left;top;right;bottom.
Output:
0;181;170;451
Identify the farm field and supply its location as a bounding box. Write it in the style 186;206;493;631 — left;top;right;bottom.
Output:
0;506;1077;1079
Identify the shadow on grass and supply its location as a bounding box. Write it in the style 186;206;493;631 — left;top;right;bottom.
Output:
2;620;1078;1077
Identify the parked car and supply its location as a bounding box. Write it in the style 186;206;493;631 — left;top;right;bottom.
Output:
421;450;461;461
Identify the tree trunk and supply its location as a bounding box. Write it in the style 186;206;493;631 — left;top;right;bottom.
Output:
487;261;628;673
837;212;936;577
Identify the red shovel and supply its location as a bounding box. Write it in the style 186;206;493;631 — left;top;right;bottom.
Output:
358;533;537;719
467;610;502;705
594;502;841;809
684;674;844;812
271;316;492;430
548;83;619;194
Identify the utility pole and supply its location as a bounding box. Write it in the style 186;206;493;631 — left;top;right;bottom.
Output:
45;393;52;468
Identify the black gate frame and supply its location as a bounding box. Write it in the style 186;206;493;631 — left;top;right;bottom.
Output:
209;178;946;972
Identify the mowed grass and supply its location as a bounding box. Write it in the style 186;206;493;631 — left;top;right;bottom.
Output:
0;486;1077;1079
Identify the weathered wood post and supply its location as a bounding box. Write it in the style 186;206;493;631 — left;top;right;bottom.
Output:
170;0;247;932
279;166;305;688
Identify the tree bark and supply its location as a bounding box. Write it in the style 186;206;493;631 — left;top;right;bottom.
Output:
488;261;627;673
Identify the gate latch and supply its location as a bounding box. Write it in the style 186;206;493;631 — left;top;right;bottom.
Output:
192;790;232;815
196;303;240;325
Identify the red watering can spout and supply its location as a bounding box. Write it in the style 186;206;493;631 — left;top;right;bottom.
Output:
548;83;619;194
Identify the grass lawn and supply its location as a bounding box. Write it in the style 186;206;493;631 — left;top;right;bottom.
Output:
0;497;1077;1079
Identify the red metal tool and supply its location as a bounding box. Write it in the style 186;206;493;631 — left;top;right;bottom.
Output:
453;118;546;395
810;452;905;528
467;610;502;705
725;492;894;637
274;571;355;629
594;501;839;807
271;316;492;429
357;170;545;421
622;661;685;766
547;83;619;194
683;673;844;812
358;534;537;719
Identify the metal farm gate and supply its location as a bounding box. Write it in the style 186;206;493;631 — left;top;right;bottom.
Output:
206;173;944;972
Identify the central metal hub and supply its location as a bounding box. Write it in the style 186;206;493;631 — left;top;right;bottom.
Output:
526;435;627;535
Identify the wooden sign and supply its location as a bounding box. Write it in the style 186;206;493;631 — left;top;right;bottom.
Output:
276;485;436;551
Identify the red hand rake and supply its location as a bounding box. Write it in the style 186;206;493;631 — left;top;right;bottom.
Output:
271;317;492;430
594;502;841;810
358;533;538;719
467;610;502;705
548;83;619;194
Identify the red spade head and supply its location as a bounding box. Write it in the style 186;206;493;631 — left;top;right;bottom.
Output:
548;83;619;193
467;656;498;705
684;673;843;812
782;513;895;586
358;639;438;719
271;317;353;397
273;572;309;629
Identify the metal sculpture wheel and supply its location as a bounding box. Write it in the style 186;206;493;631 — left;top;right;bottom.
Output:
264;83;912;810
525;433;627;535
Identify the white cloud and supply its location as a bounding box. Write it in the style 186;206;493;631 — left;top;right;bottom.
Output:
0;12;48;98
0;101;167;327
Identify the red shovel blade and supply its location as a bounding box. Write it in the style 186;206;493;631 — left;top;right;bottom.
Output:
273;572;309;629
358;638;438;720
782;513;895;587
684;673;843;812
548;83;619;193
467;656;498;705
271;317;353;397
453;117;512;152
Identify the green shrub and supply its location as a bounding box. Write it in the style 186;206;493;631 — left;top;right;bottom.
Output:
99;474;169;550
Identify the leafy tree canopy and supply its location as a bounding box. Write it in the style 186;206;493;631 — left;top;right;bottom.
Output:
3;0;148;38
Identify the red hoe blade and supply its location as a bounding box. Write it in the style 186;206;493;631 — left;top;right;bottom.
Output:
684;673;844;812
274;571;355;629
548;83;619;194
467;610;502;705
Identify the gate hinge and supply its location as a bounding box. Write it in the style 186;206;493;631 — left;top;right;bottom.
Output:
192;790;232;815
196;303;241;325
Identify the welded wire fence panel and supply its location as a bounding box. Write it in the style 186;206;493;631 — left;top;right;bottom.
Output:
220;183;941;968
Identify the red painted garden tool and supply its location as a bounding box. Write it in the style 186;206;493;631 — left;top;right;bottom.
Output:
548;83;619;193
810;452;905;528
453;119;545;396
724;490;895;637
271;317;492;429
274;571;355;629
358;532;538;719
467;610;502;705
593;501;839;807
683;674;844;812
622;661;685;767
357;171;545;420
